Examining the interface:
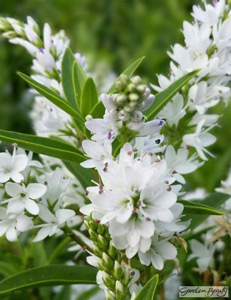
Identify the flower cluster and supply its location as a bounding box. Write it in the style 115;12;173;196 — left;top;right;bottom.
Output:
0;17;86;137
86;75;163;143
154;0;231;160
0;146;82;242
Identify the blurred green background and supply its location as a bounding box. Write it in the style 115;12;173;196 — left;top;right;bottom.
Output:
1;0;231;192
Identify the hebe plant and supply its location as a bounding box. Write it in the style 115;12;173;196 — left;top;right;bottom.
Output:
0;1;231;299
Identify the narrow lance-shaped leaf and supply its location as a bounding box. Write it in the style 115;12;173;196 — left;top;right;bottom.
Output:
135;274;159;300
0;265;97;295
80;77;98;117
145;69;200;120
0;130;85;163
73;59;87;105
18;72;84;123
183;193;229;230
62;48;80;109
179;199;225;215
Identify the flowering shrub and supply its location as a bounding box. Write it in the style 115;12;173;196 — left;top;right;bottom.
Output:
0;1;231;299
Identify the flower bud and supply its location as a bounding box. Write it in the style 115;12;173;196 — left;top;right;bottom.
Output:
89;229;98;241
129;93;139;102
131;75;142;85
108;241;117;258
93;244;102;257
113;261;124;280
128;83;136;92
102;271;116;291
98;234;109;251
102;252;114;269
97;223;105;235
115;280;126;299
105;289;116;300
116;94;127;106
136;84;146;94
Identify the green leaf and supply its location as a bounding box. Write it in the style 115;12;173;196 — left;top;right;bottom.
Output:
145;70;200;120
18;72;84;123
64;161;92;188
135;274;159;300
0;130;85;163
179;199;224;215
90;56;145;118
0;262;17;277
62;48;79;109
0;265;97;295
184;193;229;230
107;56;145;93
73;59;87;104
80;77;98;117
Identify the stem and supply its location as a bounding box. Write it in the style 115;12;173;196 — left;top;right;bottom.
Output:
70;232;93;252
62;227;93;253
48;237;71;264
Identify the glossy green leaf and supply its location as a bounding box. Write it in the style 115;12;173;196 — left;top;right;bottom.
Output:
135;274;159;300
90;56;145;118
64;161;93;188
0;265;97;295
62;48;79;109
0;130;85;163
73;59;87;104
80;77;98;117
183;193;229;230
145;70;200;120
107;56;145;93
179;199;224;215
18;72;84;123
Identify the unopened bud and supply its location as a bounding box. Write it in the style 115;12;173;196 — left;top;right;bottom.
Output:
102;252;114;269
116;94;127;105
105;289;116;300
128;83;136;92
97;223;105;235
108;241;117;258
136;84;146;94
102;271;116;291
113;261;124;279
98;234;109;251
115;280;125;298
129;93;139;102
93;244;102;257
89;229;98;241
131;75;142;85
2;31;18;39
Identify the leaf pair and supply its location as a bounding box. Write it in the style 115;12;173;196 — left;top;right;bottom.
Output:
62;48;98;117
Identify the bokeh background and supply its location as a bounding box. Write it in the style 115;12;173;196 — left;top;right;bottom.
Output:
0;0;231;193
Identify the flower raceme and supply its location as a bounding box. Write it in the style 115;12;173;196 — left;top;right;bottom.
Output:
80;141;189;264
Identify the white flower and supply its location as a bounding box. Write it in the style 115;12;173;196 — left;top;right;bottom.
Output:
188;81;229;114
128;119;164;136
5;182;47;215
0;207;33;242
81;140;113;170
85;112;120;142
183;119;216;160
138;236;177;270
0;148;28;183
165;145;201;183
134;135;165;155
81;143;178;257
216;169;231;195
39;168;69;208
188;239;215;271
34;205;75;242
183;21;211;54
192;0;226;26
155;203;190;237
158;94;186;126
